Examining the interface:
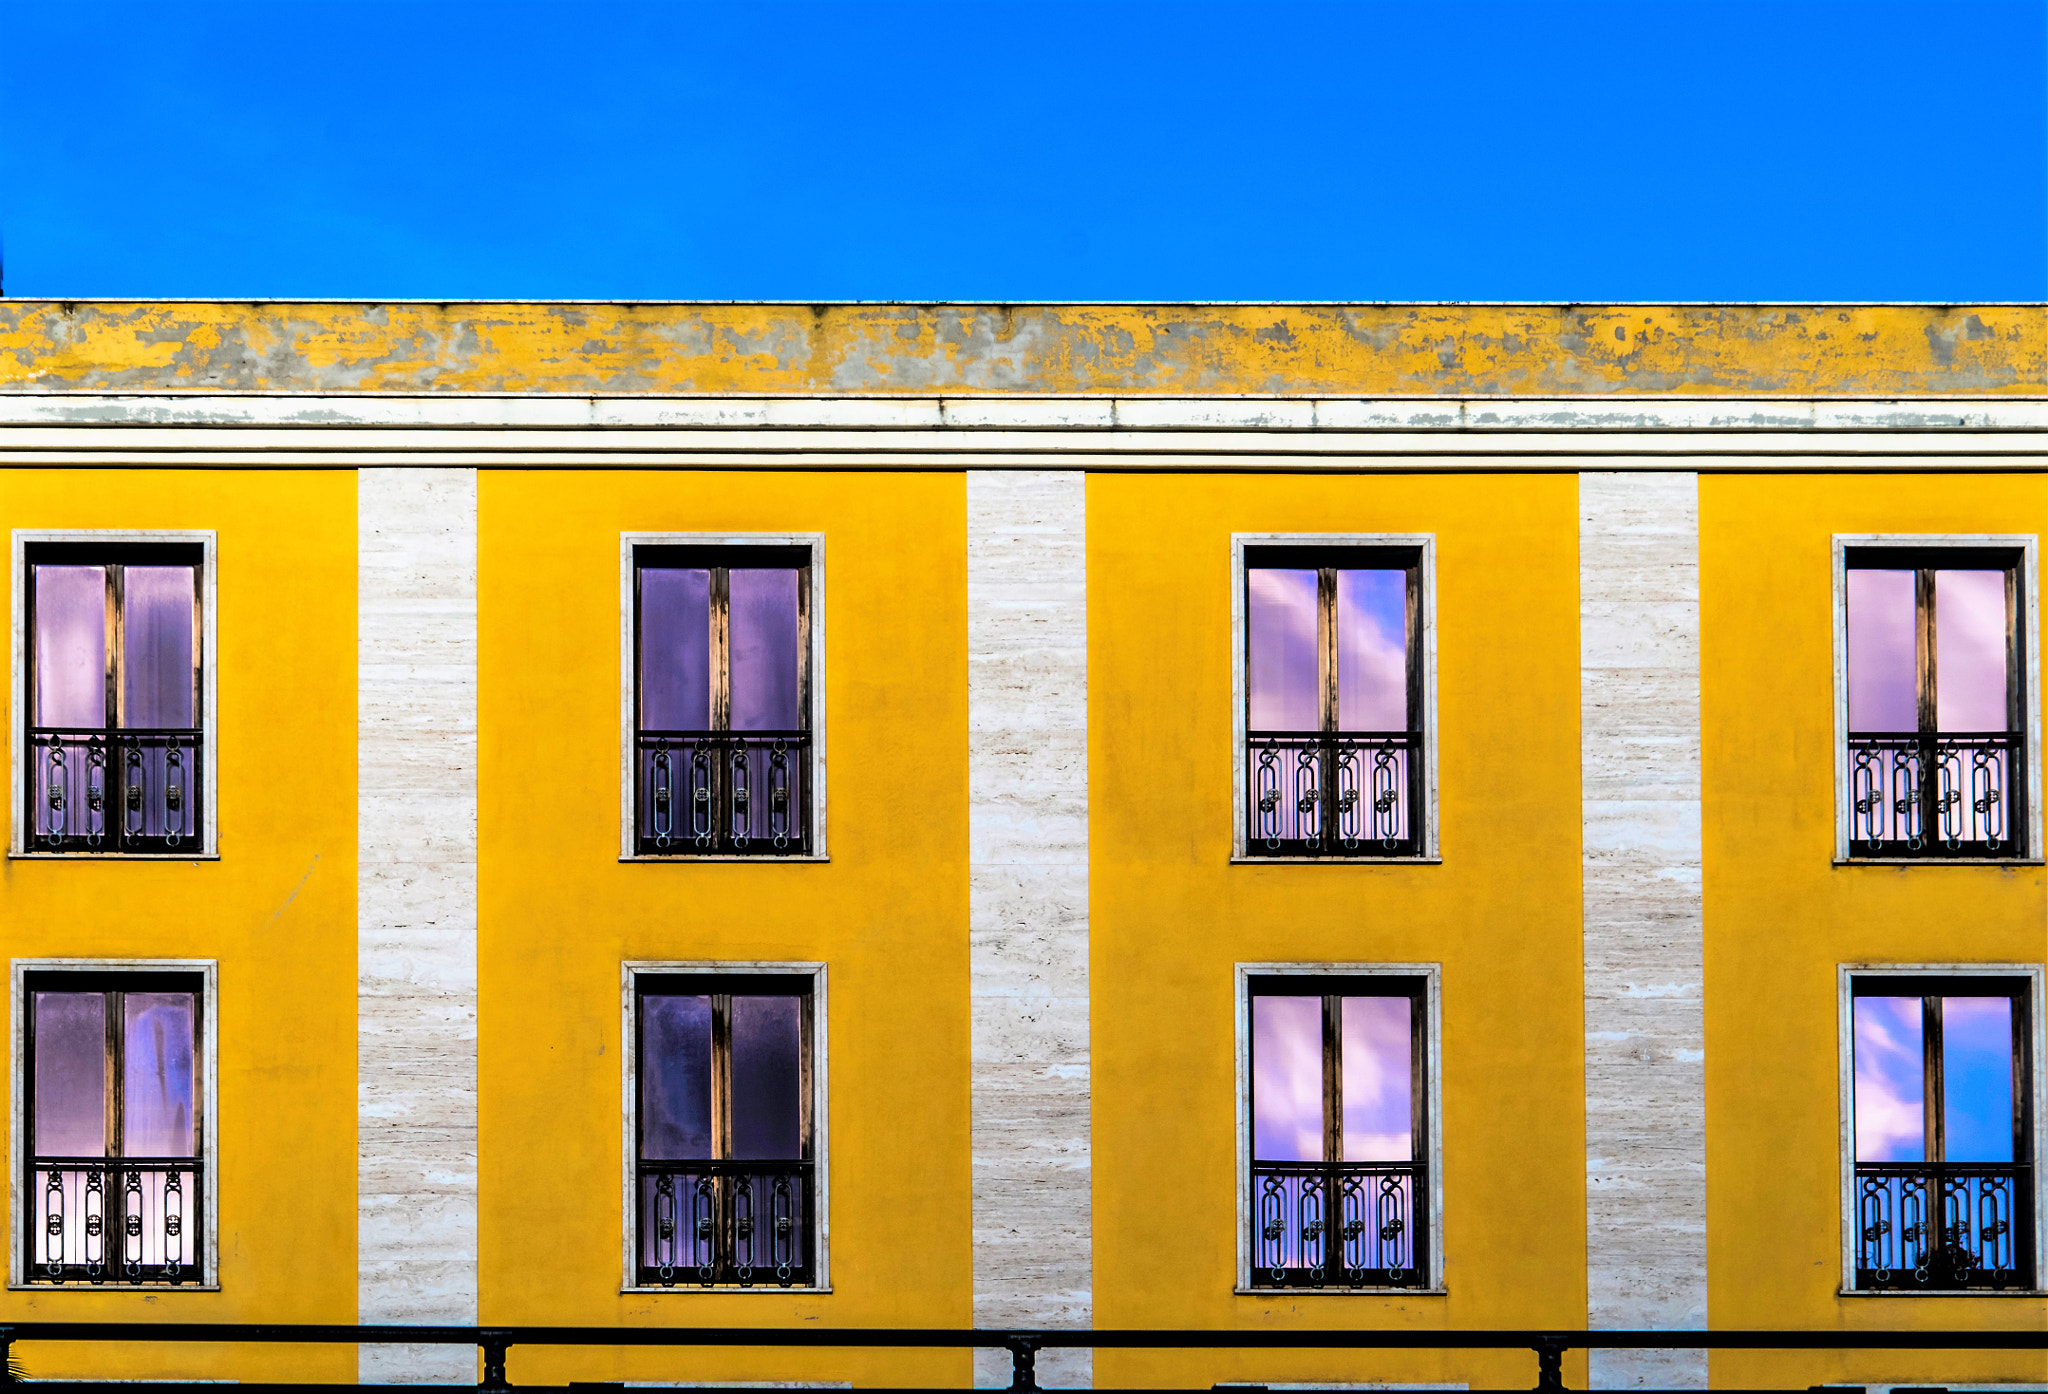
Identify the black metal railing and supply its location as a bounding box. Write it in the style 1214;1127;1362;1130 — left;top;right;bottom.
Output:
27;729;203;854
27;1157;201;1286
1246;731;1422;857
635;730;810;856
1250;1161;1425;1289
0;1322;2044;1392
1847;731;2024;858
1854;1161;2032;1291
637;1159;812;1288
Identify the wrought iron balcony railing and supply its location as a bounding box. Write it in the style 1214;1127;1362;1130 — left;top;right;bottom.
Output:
1855;1161;2032;1291
1848;731;2024;858
1246;731;1422;857
28;729;203;854
635;730;812;856
638;1159;814;1289
1250;1161;1427;1289
29;1157;201;1286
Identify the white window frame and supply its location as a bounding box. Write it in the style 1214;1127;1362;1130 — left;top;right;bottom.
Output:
620;959;830;1293
1234;961;1445;1294
1231;533;1439;862
10;530;220;860
1831;533;2043;864
9;957;220;1291
618;533;827;862
1836;962;2048;1296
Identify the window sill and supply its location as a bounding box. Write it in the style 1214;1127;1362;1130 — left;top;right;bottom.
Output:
8;851;220;862
619;854;829;864
1235;1286;1447;1297
1834;857;2044;867
10;1281;219;1292
621;1284;831;1295
1839;1287;2048;1297
1231;855;1441;866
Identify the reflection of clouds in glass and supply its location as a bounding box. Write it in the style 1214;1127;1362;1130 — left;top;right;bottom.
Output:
1854;996;1924;1161
1847;570;1916;731
1336;571;1406;731
1942;996;2014;1163
1936;571;2008;732
1341;996;1412;1161
1248;569;1318;730
1252;996;1323;1161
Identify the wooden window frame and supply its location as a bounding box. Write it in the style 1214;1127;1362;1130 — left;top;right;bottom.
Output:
10;531;218;860
618;534;827;861
620;960;829;1293
9;958;218;1291
1833;534;2042;863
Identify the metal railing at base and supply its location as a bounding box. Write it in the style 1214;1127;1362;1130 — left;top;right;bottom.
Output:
0;1323;2043;1391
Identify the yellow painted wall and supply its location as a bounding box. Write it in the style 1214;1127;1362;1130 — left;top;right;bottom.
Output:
1087;473;1588;1390
1702;474;2048;1389
0;469;357;1381
476;470;972;1388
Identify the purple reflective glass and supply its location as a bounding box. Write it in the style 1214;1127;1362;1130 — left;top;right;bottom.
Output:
1252;995;1323;1162
123;993;196;1158
641;995;712;1160
1847;569;1916;731
1341;996;1413;1162
729;995;803;1160
33;993;106;1157
729;569;801;731
120;567;195;729
33;566;107;728
1942;997;2014;1163
640;569;710;731
1248;569;1319;731
1936;570;2009;732
1854;996;1924;1162
1335;570;1407;731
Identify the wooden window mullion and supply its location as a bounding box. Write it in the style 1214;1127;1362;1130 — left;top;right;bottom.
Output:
709;569;732;848
1922;994;1945;1165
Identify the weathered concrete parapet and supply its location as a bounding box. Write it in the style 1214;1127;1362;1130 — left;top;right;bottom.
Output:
0;302;2043;396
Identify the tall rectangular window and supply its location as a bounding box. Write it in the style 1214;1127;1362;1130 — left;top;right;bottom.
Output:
22;970;206;1286
1850;973;2035;1291
1246;974;1430;1289
631;544;813;856
22;542;206;855
633;972;816;1288
1242;543;1426;858
1844;545;2028;858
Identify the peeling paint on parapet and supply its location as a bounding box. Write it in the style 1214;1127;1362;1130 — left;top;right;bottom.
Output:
0;303;2045;396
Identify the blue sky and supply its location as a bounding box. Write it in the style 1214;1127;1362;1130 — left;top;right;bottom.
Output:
2;1;2042;302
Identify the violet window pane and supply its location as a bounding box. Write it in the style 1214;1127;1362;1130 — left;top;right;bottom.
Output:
1847;569;1916;731
1942;997;2014;1163
641;995;712;1160
1936;570;2009;732
33;993;106;1157
120;567;195;729
640;569;710;731
1248;569;1319;731
729;994;803;1159
1853;996;1924;1162
123;992;196;1158
1252;995;1323;1161
1341;995;1413;1162
729;569;801;730
1335;570;1408;731
33;566;107;728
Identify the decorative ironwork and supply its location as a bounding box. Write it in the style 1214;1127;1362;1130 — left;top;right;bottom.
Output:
28;1156;201;1285
638;1159;813;1289
1246;731;1421;857
1848;731;2024;858
1855;1162;2032;1290
1250;1161;1426;1288
637;730;810;856
28;728;203;855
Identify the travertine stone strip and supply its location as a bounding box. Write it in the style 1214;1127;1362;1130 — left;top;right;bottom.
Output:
359;468;480;1384
967;471;1093;1391
1580;472;1708;1391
